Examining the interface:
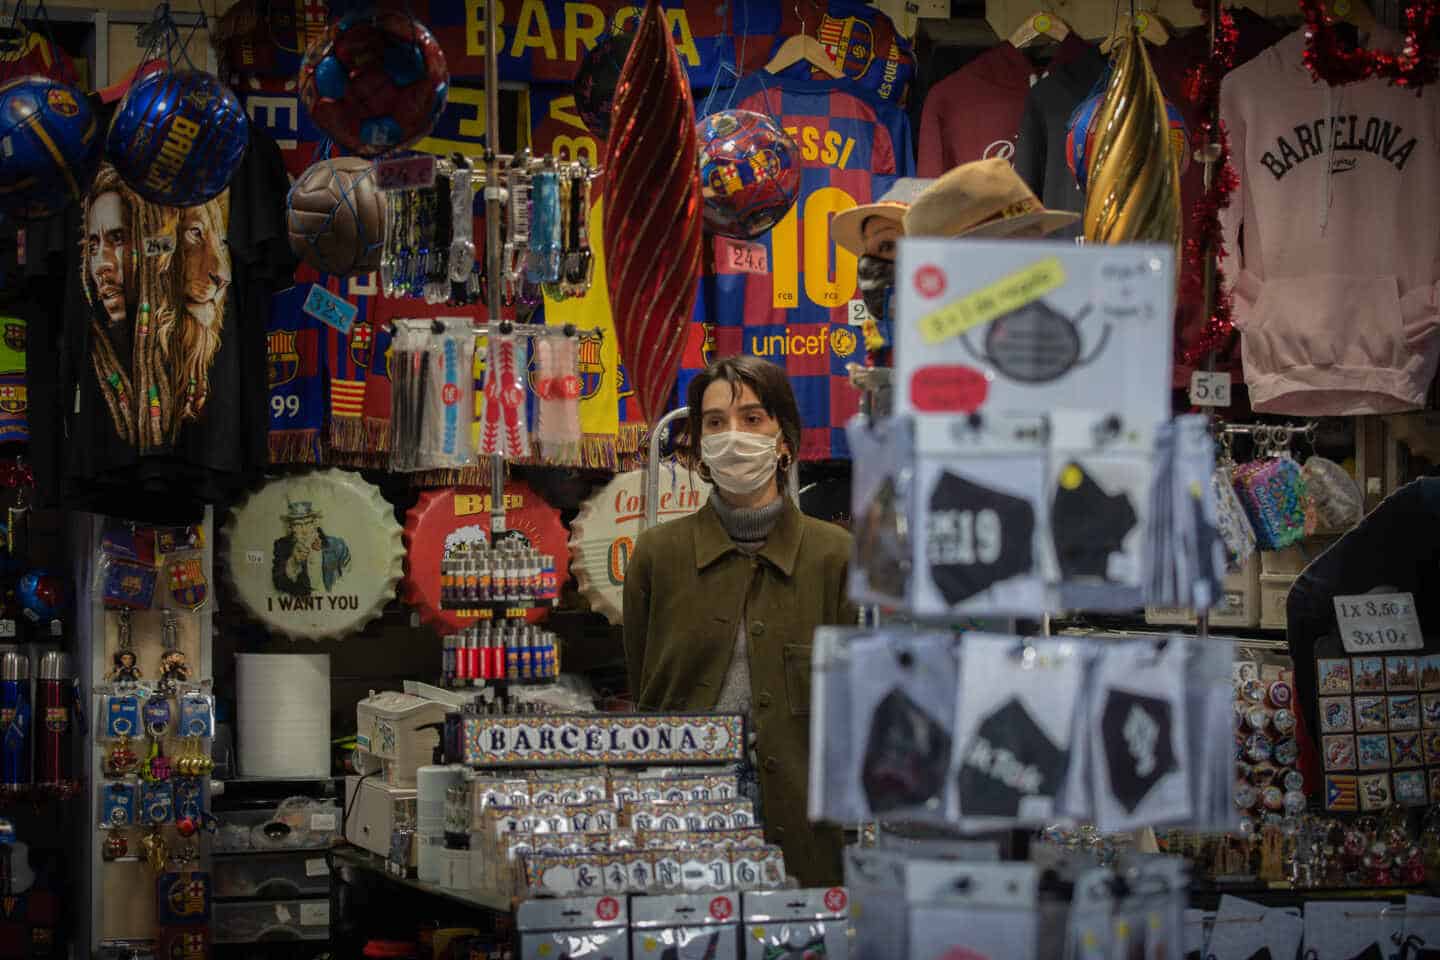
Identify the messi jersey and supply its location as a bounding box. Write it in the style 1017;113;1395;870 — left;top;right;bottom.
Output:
682;75;913;460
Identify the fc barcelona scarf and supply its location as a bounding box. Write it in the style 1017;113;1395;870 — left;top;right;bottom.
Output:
266;286;325;463
362;323;393;453
326;316;373;452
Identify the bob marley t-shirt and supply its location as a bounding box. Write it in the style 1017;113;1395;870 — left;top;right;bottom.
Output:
58;122;294;520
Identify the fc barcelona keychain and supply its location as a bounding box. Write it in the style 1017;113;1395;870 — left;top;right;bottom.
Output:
167;555;208;611
155;610;189;696
110;610;141;684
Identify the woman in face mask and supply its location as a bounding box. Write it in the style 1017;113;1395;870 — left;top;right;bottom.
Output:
622;355;855;886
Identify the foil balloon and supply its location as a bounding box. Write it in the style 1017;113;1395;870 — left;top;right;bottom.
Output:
1067;92;1189;193
0;75;101;219
697;109;801;239
601;0;704;424
17;571;64;623
1081;31;1183;250
298;9;449;157
574;30;634;140
106;70;249;206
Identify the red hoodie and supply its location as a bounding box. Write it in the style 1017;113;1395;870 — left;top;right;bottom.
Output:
917;34;1088;176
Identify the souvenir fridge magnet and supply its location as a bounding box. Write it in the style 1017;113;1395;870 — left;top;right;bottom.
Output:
402;482;569;632
222;470;403;640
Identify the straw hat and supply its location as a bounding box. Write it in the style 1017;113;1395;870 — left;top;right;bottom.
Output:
902;158;1079;239
831;177;935;257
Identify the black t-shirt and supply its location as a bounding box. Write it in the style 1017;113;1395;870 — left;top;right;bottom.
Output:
38;120;295;521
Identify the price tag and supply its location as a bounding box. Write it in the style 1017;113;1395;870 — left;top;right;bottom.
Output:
0;621;15;639
848;298;871;326
1189;370;1232;407
302;285;357;335
305;857;327;878
310;812;337;832
714;236;769;276
1334;592;1423;652
299;902;330;926
376;155;437;191
246;550;264;566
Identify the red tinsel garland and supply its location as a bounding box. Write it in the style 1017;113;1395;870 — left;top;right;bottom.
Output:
1300;0;1440;88
1179;6;1240;369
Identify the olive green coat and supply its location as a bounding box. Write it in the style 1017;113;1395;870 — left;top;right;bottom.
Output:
623;497;855;886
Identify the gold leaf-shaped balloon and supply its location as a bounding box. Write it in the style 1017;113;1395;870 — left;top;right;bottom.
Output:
1083;30;1182;250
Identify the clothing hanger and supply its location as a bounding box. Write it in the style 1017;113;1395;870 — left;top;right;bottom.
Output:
1007;10;1072;49
1100;11;1171;53
764;3;845;78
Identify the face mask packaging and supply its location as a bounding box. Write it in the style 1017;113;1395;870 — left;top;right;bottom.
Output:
1185;637;1241;832
910;413;1050;617
630;892;741;960
1088;637;1191;832
516;895;628;960
907;862;1041;960
741;889;850;960
1401;894;1440;957
845;846;1002;957
1183;908;1212;960
1047;410;1151;613
1144;415;1226;612
849;630;959;822
845;415;915;608
1204;895;1302;960
809;627;865;825
1301;901;1387;960
952;633;1085;830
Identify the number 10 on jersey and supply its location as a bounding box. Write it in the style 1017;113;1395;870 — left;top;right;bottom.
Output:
770;187;859;311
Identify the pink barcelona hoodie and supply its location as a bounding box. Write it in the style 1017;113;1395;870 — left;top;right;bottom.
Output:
1220;27;1440;414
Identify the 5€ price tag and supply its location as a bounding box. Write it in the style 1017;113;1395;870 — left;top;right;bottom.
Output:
714;236;768;276
375;154;436;191
302;284;357;335
1189;370;1232;407
1334;592;1423;653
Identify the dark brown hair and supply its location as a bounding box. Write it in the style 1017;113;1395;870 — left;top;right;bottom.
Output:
682;356;801;488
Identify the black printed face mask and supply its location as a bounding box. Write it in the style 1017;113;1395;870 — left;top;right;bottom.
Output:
1051;462;1138;580
956;698;1068;817
763;937;827;959
927;470;1036;605
858;254;895;324
1101;691;1177;813
862;689;952;814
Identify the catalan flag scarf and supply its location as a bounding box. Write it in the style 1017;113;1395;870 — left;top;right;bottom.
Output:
266;286;325;463
326;314;372;452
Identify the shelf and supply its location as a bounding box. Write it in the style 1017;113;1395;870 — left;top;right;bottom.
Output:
1190;882;1439;911
330;845;514;914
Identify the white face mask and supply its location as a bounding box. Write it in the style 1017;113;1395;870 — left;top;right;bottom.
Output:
701;431;781;495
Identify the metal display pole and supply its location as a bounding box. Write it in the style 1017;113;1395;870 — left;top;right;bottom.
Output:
483;0;507;538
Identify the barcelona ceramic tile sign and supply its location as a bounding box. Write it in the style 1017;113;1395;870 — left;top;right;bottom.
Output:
463;713;745;767
222;469;402;640
569;468;708;624
401;482;568;632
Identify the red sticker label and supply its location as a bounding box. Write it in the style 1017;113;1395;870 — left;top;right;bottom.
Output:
441;383;460;406
715;236;769;276
824;887;848;912
596;896;621;921
914;265;946;299
910;366;989;412
709;895;734;920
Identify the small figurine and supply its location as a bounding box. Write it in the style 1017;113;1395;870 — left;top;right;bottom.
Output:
109;611;140;683
103;832;128;861
155;610;188;696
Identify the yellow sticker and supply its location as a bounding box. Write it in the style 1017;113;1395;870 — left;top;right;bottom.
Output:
644;937;658;951
753;926;768;940
538;945;553;957
1060;464;1084;490
919;257;1067;345
1033;13;1052;31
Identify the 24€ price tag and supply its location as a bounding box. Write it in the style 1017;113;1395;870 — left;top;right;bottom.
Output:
1189;370;1232;407
1334;591;1423;653
376;154;437;191
714;236;768;276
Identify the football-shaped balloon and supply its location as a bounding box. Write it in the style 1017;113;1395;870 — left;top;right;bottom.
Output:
298;10;448;157
106;69;249;206
0;75;102;219
573;31;633;140
17;570;63;622
1067;93;1189;192
287;157;387;275
696;110;801;240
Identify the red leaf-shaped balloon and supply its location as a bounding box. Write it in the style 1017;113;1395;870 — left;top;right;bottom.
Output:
601;0;703;425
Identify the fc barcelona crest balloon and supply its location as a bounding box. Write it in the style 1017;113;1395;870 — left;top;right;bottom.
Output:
696;110;801;240
106;69;249;206
0;75;102;219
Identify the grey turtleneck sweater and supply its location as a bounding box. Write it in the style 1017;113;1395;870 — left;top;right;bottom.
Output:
708;494;785;714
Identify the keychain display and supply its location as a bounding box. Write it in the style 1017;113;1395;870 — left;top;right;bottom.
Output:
1232;427;1308;551
479;329;531;461
533;336;583;465
99;523;208;613
388;320;478;471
